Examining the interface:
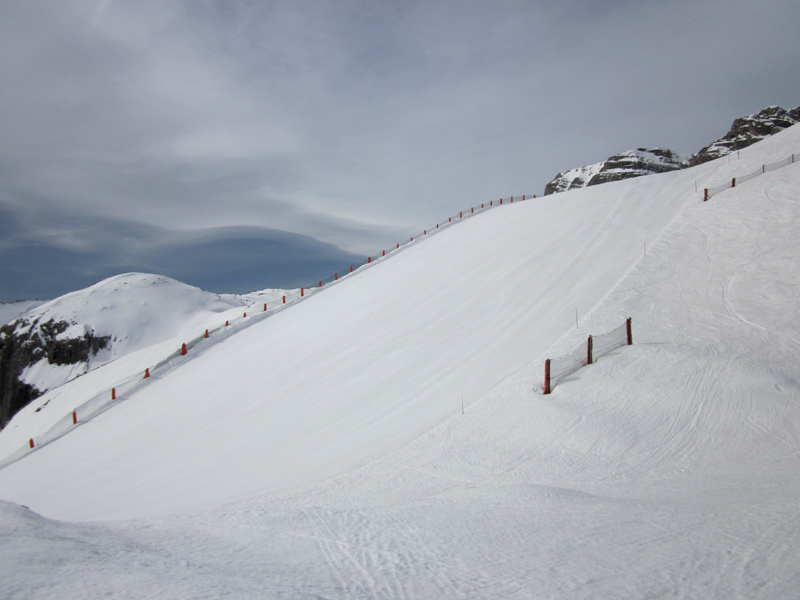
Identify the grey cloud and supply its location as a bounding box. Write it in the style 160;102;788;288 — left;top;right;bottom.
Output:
0;0;798;300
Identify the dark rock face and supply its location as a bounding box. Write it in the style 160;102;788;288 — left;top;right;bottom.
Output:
545;148;689;195
689;106;800;166
587;148;690;187
0;318;110;429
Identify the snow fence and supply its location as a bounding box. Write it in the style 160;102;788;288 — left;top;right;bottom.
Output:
544;319;632;394
704;153;799;201
1;193;536;470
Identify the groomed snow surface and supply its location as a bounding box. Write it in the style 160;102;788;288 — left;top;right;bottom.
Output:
2;125;800;598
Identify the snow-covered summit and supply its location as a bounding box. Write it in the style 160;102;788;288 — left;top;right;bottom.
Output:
545;148;689;195
0;273;288;430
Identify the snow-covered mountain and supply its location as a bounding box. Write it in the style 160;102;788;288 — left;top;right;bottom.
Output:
544;148;689;195
545;105;799;195
0;273;290;430
0;124;799;598
690;105;800;166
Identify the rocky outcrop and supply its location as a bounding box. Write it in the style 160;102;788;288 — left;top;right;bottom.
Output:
545;148;689;195
689;105;800;166
0;318;110;429
586;148;690;187
545;105;800;195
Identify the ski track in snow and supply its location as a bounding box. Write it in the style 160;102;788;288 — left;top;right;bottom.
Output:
2;126;800;598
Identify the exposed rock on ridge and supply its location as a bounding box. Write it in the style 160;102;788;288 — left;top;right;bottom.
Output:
0;318;111;429
689;105;800;166
545;148;689;196
545;105;800;195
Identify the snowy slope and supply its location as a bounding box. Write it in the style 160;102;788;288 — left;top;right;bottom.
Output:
0;163;704;520
1;125;799;598
0;274;294;449
6;272;290;389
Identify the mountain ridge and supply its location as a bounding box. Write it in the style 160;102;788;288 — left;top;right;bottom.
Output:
544;105;799;195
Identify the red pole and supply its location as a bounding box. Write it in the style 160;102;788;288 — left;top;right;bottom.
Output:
511;196;513;203
112;387;116;400
144;368;150;379
424;230;427;235
544;360;551;395
523;195;525;201
301;288;304;296
350;265;354;272
243;312;247;318
383;250;386;256
490;200;493;206
73;411;77;424
29;438;34;449
368;257;371;263
587;336;593;365
500;198;503;205
204;329;209;338
283;295;286;303
732;177;736;188
460;211;462;218
703;188;708;202
319;281;322;288
335;273;338;280
181;343;187;356
225;320;229;326
626;318;633;345
264;303;267;311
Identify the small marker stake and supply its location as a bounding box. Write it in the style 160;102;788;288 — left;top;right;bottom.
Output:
29;438;34;449
225;320;229;326
181;343;187;356
243;312;247;318
144;368;150;379
73;411;77;424
205;329;209;338
301;288;304;296
112;387;116;400
264;303;267;311
283;296;286;303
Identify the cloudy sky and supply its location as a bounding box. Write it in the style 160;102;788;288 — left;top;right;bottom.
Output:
1;0;798;301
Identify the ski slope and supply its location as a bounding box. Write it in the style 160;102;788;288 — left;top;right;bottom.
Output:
1;124;800;598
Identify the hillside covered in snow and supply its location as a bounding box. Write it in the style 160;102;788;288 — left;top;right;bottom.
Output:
1;124;799;599
0;274;292;431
